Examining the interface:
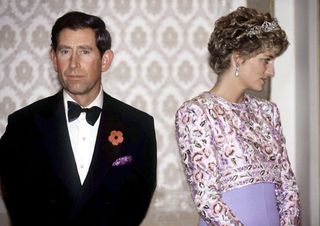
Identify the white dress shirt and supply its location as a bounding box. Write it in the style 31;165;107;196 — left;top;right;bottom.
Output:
63;88;103;184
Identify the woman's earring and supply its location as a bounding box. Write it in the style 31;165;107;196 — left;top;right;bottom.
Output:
235;64;240;77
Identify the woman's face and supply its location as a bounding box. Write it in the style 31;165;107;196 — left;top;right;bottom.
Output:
238;51;276;92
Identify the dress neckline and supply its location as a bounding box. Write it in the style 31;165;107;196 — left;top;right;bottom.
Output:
204;91;249;111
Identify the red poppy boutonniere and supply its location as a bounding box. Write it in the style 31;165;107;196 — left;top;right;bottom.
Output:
108;130;124;146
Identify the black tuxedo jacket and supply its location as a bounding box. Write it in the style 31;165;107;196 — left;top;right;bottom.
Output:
0;91;157;226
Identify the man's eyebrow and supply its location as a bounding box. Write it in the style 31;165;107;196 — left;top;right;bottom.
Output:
56;45;93;50
57;45;71;50
78;45;93;50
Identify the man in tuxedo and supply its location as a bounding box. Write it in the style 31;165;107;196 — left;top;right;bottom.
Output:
0;11;157;226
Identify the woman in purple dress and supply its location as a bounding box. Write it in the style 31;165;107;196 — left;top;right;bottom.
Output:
175;6;301;226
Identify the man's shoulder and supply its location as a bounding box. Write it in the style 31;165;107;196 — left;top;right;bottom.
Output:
10;92;61;119
104;93;153;121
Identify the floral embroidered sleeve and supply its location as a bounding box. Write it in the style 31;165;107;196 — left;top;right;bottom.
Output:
273;104;301;226
175;102;243;226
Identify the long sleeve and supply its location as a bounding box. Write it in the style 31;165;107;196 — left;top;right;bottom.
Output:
272;105;301;226
175;102;243;226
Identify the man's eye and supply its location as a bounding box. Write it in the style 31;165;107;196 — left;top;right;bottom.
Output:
80;49;90;54
59;49;70;55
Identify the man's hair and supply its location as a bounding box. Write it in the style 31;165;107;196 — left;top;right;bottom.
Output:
51;11;112;57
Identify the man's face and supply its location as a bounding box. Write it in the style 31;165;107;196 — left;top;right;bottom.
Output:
51;28;113;106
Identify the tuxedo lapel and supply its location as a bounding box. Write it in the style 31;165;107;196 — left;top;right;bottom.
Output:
84;95;122;187
35;92;81;198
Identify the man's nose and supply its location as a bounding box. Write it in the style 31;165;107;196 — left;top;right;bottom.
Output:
70;53;79;68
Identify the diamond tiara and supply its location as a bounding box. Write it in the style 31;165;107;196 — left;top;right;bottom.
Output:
247;20;280;37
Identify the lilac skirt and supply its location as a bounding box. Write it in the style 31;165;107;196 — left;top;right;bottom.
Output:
199;183;280;226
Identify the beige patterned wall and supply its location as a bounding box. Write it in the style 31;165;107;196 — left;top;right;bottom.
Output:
0;0;245;225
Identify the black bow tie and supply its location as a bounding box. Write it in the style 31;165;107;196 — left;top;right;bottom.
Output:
67;101;101;126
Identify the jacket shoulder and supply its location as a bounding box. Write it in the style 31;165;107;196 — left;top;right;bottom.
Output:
105;93;154;122
8;92;61;120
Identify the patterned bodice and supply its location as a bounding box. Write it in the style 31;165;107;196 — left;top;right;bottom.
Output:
175;91;300;226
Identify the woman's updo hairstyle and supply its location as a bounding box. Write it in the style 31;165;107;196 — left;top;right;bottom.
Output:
208;6;288;75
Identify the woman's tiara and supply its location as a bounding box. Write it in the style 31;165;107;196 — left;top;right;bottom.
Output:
247;20;280;37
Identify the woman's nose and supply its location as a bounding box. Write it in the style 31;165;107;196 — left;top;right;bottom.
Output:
266;63;275;77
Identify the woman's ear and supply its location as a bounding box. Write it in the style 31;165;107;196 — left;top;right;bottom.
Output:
101;49;114;72
231;52;242;68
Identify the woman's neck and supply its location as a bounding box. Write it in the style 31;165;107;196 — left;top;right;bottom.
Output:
210;80;245;103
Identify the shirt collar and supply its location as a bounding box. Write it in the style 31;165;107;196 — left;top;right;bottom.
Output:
63;87;104;116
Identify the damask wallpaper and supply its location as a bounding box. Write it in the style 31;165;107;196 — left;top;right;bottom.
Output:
0;0;245;225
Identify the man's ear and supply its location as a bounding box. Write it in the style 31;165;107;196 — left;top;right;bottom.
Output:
101;49;114;72
50;49;58;72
